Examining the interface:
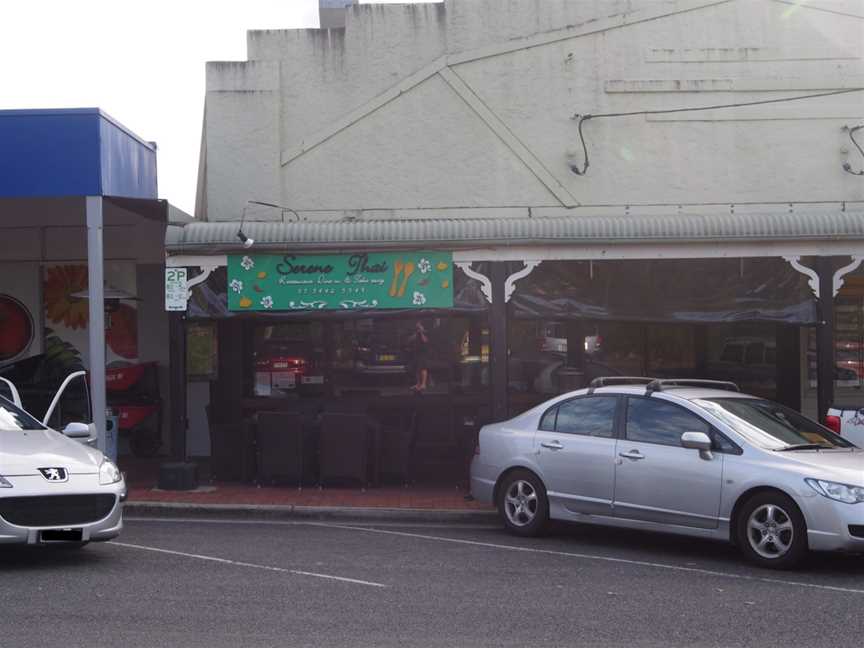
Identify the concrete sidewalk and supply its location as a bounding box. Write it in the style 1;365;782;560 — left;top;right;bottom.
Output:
124;481;496;524
124;501;498;524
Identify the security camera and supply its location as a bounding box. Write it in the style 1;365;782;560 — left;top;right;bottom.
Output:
236;230;254;248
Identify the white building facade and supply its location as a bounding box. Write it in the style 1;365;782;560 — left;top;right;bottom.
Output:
170;0;864;476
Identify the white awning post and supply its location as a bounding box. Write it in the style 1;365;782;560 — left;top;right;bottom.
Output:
86;196;107;452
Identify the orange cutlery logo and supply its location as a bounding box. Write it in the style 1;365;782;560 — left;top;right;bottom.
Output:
388;259;416;298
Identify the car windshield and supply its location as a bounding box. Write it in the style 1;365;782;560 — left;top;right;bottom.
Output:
0;395;47;431
695;398;853;450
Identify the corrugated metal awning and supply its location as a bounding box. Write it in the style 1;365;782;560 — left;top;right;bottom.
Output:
165;211;864;254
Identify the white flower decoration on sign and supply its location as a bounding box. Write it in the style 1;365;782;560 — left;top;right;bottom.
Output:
418;258;432;274
229;279;243;293
240;256;254;271
261;296;274;309
412;291;427;306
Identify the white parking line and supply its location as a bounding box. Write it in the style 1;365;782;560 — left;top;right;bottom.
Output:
121;517;864;595
111;541;387;589
300;522;864;596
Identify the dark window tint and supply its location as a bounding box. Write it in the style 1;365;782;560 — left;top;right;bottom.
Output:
626;398;708;447
711;431;740;454
554;397;617;438
539;406;557;431
697;398;853;449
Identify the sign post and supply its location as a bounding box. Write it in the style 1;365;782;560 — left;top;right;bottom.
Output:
165;267;188;312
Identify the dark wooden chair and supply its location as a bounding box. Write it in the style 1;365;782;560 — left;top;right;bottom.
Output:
318;412;371;488
324;395;370;414
375;408;416;486
255;412;304;488
409;400;460;485
208;420;256;483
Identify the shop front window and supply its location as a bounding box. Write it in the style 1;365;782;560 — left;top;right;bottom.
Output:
249;315;489;400
329;316;489;397
706;324;778;401
504;258;806;413
834;297;864;392
252;322;326;397
804;260;864;412
331;318;434;396
808;290;864;407
507;318;699;411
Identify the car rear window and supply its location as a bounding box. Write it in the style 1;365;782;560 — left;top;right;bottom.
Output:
539;396;618;438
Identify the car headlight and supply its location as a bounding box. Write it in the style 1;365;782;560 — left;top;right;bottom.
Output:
0;475;12;488
99;459;122;485
805;478;864;504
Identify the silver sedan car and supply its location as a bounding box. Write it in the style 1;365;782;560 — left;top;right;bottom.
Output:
0;395;126;547
470;378;864;569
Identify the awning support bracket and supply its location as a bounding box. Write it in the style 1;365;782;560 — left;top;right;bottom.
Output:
454;262;493;304
504;261;542;303
783;256;820;300
185;262;222;300
784;255;864;301
833;256;864;298
166;255;228;305
454;260;541;304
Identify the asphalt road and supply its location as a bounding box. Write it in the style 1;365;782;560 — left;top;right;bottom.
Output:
1;516;863;648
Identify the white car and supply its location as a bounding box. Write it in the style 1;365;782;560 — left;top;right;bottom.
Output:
0;378;125;547
471;377;864;569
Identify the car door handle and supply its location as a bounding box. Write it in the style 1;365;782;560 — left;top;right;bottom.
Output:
540;441;564;450
618;450;645;460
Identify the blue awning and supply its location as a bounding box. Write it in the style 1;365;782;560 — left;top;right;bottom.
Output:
0;108;157;200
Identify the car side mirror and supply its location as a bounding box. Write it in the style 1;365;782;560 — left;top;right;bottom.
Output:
681;431;713;460
62;422;91;439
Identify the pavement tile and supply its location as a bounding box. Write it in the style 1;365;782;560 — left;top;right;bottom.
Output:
127;483;491;510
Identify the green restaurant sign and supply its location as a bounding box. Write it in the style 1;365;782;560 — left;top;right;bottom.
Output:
228;251;453;311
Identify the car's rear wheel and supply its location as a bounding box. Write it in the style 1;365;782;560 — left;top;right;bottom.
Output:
735;492;807;569
497;470;549;537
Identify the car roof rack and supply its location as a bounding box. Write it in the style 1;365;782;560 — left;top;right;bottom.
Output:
587;377;657;395
645;379;740;396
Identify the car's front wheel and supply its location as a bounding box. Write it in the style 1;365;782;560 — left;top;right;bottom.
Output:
497;470;549;537
735;492;808;569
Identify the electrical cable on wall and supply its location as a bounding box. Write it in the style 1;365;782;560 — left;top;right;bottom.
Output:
842;124;864;176
569;87;864;176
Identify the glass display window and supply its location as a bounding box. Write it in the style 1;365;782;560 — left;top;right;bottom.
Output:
252;322;325;397
249;315;490;400
806;263;864;408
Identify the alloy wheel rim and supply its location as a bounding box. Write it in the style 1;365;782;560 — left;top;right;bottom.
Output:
746;503;794;559
504;480;538;527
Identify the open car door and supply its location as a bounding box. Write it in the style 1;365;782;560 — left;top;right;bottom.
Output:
0;377;22;408
42;370;96;445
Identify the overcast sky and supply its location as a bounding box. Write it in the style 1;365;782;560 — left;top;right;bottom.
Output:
0;1;418;215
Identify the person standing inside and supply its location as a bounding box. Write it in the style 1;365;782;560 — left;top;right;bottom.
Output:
409;321;430;393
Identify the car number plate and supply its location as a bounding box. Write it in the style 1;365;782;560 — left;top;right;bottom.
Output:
377;354;396;362
272;372;296;388
41;528;83;542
